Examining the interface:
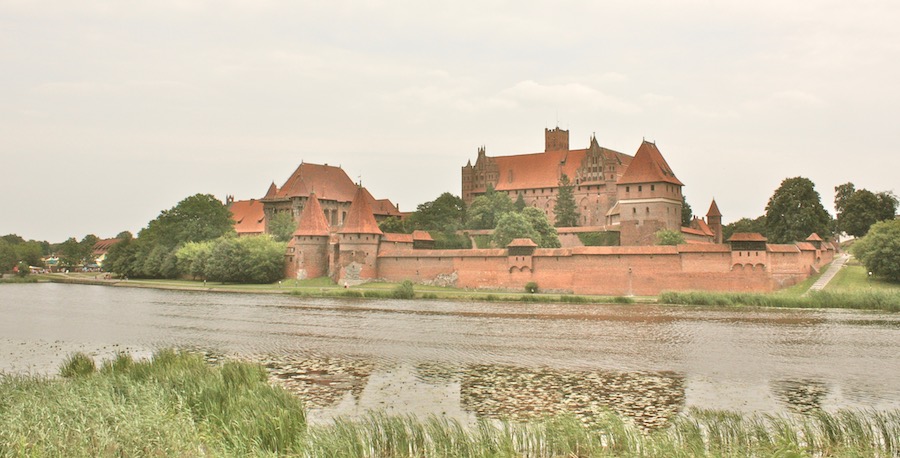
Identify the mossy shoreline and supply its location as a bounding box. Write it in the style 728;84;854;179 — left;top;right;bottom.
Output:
2;350;897;457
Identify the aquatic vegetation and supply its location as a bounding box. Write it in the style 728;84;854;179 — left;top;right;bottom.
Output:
659;290;900;312
2;351;898;457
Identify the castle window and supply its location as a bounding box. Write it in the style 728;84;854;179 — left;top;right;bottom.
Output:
632;208;636;214
646;207;650;214
651;185;655;191
638;185;642;192
626;186;630;193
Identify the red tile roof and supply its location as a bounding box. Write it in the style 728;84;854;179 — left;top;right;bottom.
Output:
490;146;632;192
617;141;683;186
293;192;330;237
688;217;715;236
707;199;722;217
507;238;538;247
727;232;768;242
339;187;384;235
382;233;413;243
805;233;823;242
263;182;278;199
92;238;122;255
795;242;818;251
412;230;433;241
274;162;359;203
681;226;708;237
767;244;800;253
230;199;266;235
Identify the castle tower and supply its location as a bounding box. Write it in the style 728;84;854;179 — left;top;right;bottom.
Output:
545;126;569;152
290;192;331;279
706;199;723;244
335;187;383;285
616;141;684;245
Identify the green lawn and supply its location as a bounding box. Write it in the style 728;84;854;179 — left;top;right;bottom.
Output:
827;262;900;292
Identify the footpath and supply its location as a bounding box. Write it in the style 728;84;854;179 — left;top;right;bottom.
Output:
806;253;851;293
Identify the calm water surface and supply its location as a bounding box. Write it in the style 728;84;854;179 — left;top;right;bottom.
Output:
1;283;898;428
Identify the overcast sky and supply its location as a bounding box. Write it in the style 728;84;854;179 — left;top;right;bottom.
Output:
3;1;898;243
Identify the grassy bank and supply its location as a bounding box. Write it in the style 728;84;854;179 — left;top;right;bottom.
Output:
1;351;897;457
659;290;900;312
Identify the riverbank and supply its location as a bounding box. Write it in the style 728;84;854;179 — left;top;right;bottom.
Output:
3;350;897;457
34;264;900;312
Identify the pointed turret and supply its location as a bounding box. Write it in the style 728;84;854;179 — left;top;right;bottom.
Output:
706;199;723;244
263;182;278;199
339;187;383;235
294;192;330;237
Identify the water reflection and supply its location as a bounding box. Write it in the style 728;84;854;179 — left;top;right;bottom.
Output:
260;355;685;430
771;379;830;413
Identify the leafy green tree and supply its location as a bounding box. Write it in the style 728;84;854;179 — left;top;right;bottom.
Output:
723;215;767;241
1;234;25;245
655;229;685;245
141;194;234;249
492;212;540;248
834;182;898;238
103;238;140;277
267;211;297;242
682;196;693;226
0;240;16;272
852;219;900;282
15;261;29;277
765;177;832;243
176;241;213;280
410;192;467;232
521;207;561;248
80;234;100;265
15;241;44;267
205;235;285;284
553;174;579;227
378;217;411;234
58;238;84;268
514;193;526;212
116;231;134;240
466;186;514;229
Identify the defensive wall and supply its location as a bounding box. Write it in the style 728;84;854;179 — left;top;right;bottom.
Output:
373;242;834;296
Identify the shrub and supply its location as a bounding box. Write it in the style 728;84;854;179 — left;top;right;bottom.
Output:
15;261;29;277
391;280;415;299
612;296;635;304
524;282;539;294
421;293;438;299
60;352;96;378
483;294;499;302
577;231;620;246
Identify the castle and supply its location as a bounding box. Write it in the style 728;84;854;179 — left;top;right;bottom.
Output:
230;127;834;295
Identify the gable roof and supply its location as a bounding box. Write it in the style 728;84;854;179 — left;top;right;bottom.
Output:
382;233;413;243
727;232;768;242
293;192;330;237
508;238;538;247
617;141;683;186
273;162;359;203
806;233;823;242
339;187;384;235
92;238;122;255
230;199;266;235
707;199;722;218
488;146;632;192
689;217;715;236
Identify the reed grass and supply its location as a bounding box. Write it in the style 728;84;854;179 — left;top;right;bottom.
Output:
2;351;898;457
658;290;900;312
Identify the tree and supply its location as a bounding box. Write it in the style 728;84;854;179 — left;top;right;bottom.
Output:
852;219;900;282
79;234;100;265
681;196;693;227
15;241;44;267
15;261;29;277
723;215;767;241
521;207;561;248
378;217;410;234
58;238;84;268
492;212;540;248
765;177;832;244
116;231;134;240
0;240;16;272
835;182;898;238
205;235;286;284
656;229;685;246
553;174;579;227
514;193;526;212
466;187;514;229
409;192;466;232
176;241;213;280
142;194;235;249
268;211;297;242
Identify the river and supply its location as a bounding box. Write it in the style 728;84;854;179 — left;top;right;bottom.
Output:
1;283;898;429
